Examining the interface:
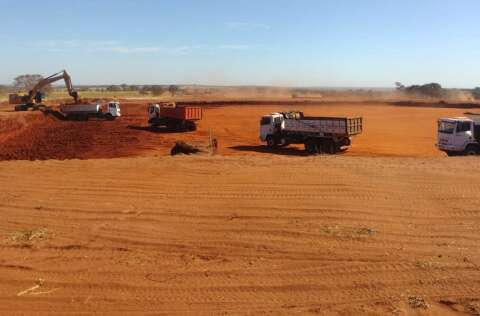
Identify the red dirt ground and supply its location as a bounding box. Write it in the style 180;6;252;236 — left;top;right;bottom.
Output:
1;100;480;315
0;100;476;160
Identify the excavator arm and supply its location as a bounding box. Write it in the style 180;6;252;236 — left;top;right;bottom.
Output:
10;70;79;109
28;70;79;104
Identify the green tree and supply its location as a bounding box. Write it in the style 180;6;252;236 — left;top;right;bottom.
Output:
106;85;121;92
151;85;165;96
402;83;444;98
13;74;51;92
168;85;179;96
472;87;480;100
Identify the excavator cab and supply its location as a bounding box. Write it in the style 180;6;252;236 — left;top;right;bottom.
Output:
34;91;43;104
8;93;22;105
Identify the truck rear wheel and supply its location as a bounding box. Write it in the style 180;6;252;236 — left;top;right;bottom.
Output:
187;121;197;131
304;139;319;155
325;140;336;154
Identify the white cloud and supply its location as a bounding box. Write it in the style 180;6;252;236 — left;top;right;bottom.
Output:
30;40;252;55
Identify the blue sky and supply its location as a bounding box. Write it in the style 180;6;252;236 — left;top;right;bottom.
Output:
1;0;479;87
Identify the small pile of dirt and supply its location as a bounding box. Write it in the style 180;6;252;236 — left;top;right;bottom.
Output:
171;141;201;155
170;138;218;156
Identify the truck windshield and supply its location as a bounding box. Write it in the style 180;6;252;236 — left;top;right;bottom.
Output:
260;117;271;125
438;121;455;134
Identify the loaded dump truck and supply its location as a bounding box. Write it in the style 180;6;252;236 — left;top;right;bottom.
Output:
148;103;202;131
437;113;480;156
59;101;121;121
260;111;363;154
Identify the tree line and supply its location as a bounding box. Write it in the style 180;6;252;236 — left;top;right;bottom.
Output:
104;84;179;96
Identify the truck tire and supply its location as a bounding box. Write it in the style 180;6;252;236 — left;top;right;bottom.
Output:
105;113;114;121
325;140;336;154
266;136;277;148
464;145;479;156
304;139;319;155
187;121;197;131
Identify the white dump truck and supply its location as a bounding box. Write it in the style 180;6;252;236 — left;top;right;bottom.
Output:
260;111;363;154
437;113;480;156
59;101;121;121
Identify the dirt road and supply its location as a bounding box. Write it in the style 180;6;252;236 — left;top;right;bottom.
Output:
0;155;479;315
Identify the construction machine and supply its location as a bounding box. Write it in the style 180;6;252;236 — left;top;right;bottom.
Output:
9;70;79;111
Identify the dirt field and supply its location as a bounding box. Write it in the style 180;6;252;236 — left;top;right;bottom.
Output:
0;156;479;315
0;100;475;160
1;100;480;315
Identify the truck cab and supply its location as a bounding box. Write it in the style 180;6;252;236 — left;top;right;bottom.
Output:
107;102;121;117
259;113;285;145
438;115;480;155
148;103;161;121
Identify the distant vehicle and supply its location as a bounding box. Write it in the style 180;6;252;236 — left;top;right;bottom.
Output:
148;103;202;131
259;111;363;154
59;101;121;121
437;113;480;156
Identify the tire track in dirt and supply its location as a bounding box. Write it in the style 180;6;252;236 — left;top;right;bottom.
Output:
1;156;480;314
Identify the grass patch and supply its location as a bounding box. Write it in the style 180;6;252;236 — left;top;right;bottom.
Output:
467;302;480;316
320;225;377;239
408;296;429;309
8;228;49;243
415;258;440;270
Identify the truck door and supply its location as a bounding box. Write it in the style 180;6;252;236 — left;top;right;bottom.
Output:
260;116;273;141
273;116;283;134
452;121;473;150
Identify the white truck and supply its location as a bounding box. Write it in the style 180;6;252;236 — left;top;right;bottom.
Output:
59;101;121;121
437;113;480;156
260;111;363;154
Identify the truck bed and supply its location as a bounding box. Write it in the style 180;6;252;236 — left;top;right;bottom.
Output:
160;106;202;121
60;104;101;114
284;117;363;136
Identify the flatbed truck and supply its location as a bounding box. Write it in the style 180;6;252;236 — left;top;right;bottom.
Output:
260;111;363;154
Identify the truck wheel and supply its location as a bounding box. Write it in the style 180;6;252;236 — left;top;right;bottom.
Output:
266;136;277;148
318;141;327;154
180;121;188;131
105;113;114;121
279;139;289;147
325;140;336;154
188;122;197;131
304;140;318;155
464;145;479;156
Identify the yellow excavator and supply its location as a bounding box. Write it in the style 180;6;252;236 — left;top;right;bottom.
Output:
9;70;79;111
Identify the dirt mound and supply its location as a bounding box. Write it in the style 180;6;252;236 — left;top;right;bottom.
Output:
170;138;218;156
0;103;176;160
